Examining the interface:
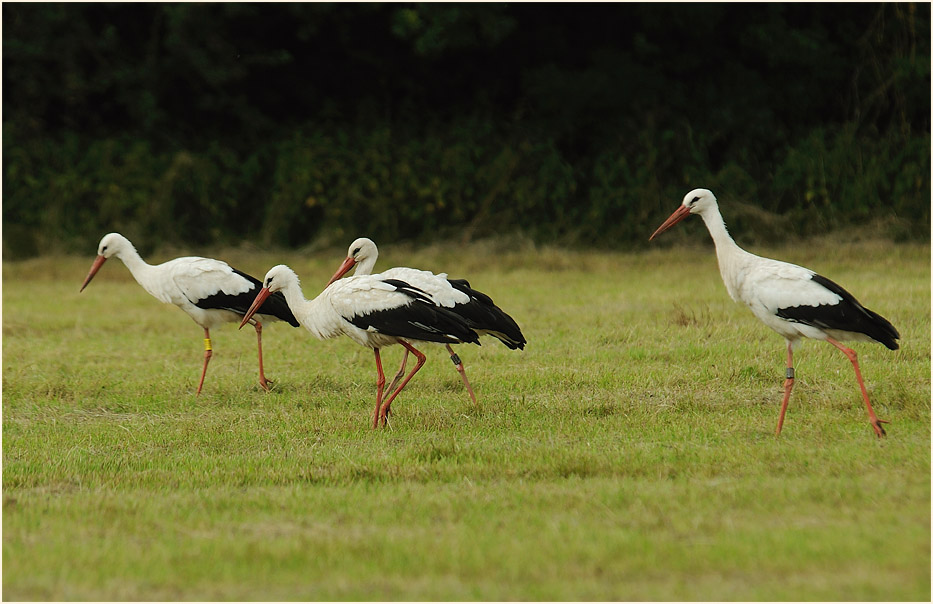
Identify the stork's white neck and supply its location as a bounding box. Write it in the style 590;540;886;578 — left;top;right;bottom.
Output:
698;205;753;302
276;279;332;341
699;206;737;250
114;243;156;289
278;278;312;318
355;252;378;277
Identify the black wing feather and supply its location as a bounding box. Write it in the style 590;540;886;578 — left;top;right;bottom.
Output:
349;279;480;345
194;268;300;327
776;274;899;350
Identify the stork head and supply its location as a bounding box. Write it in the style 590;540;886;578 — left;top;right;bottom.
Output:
97;232;133;259
326;237;378;287
649;188;718;240
681;188;718;214
80;232;134;292
262;264;299;294
347;237;377;264
239;265;299;329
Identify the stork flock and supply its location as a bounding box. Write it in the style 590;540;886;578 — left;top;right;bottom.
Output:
80;188;899;437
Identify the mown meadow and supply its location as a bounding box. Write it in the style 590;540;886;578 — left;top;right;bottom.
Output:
3;238;930;600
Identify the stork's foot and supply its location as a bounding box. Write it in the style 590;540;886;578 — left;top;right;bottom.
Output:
870;417;889;438
259;377;274;392
372;406;395;429
371;404;393;429
377;408;393;426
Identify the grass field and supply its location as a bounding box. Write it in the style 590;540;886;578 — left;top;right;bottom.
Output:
3;237;930;600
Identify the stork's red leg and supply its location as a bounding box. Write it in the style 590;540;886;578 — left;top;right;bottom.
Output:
378;340;426;426
775;341;795;436
252;320;272;391
196;328;213;396
446;344;477;405
385;349;410;398
826;337;889;438
372;348;386;430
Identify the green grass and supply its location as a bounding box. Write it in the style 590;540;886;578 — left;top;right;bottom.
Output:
3;238;930;600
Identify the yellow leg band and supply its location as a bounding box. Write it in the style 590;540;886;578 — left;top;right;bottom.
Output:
204;338;212;352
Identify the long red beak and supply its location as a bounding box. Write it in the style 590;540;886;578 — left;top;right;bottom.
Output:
80;255;108;292
649;205;692;241
325;256;357;288
238;287;272;329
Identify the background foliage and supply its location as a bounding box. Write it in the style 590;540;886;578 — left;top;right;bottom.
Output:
3;3;930;257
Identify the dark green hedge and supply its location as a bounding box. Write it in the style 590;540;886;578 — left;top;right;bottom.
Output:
3;3;929;257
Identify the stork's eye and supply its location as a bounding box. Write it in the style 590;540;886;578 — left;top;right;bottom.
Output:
352;247;361;256
690;196;700;205
102;245;108;252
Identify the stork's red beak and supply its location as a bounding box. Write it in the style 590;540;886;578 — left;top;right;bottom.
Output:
238;287;272;329
649;204;692;241
80;255;108;292
325;256;358;288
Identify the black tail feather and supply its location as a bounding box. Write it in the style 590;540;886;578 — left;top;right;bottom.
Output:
447;278;526;350
860;306;900;350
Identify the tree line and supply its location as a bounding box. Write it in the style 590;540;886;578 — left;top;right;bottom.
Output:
3;3;929;257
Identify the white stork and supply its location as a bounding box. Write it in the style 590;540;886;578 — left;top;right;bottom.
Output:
80;233;299;395
649;189;899;438
325;237;526;404
239;264;483;428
